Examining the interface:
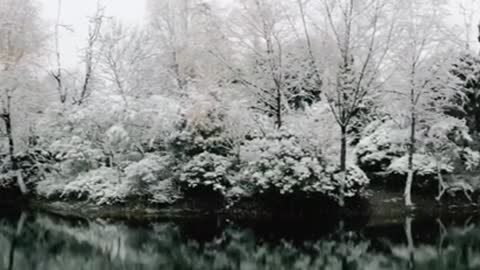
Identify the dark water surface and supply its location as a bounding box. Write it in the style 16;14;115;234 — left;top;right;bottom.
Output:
1;209;480;270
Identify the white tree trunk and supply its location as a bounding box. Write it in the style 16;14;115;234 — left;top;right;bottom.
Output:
405;217;415;269
404;169;414;206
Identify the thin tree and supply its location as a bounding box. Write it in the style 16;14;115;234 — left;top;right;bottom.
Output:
76;1;105;105
218;0;312;129
389;0;454;206
316;0;395;197
0;0;44;193
99;21;155;108
50;0;68;105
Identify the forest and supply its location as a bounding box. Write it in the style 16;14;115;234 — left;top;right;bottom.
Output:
1;0;480;215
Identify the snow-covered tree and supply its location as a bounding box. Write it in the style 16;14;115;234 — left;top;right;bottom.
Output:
311;0;395;204
99;20;157;108
447;52;480;135
387;0;459;206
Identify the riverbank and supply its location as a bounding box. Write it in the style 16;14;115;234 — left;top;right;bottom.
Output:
17;186;478;227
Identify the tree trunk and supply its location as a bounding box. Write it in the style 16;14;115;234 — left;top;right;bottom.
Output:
337;125;348;206
275;87;282;129
405;171;414;206
405;217;415;269
404;103;416;206
1;97;27;194
340;125;347;172
475;109;480;133
4;112;14;159
435;161;446;202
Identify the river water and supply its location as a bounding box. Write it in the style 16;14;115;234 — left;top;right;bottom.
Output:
1;210;479;270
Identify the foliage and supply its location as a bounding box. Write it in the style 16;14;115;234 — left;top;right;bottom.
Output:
179;152;234;195
354;119;408;173
284;101;341;161
61;167;129;205
387;154;452;176
240;130;369;202
148;179;183;204
4;0;480;208
48;136;104;176
124;154;171;191
169;99;238;196
330;165;371;199
447;52;480;133
356;116;480;190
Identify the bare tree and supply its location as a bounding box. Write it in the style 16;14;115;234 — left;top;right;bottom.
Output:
148;0;194;93
75;1;105;105
50;0;70;105
314;0;395;196
0;0;44;193
387;0;456;206
99;21;156;107
217;0;317;128
0;0;43;157
458;0;478;50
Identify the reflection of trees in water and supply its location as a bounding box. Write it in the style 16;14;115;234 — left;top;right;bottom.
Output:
1;214;480;269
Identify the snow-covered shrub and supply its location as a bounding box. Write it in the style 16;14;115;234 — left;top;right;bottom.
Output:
48;136;104;176
169;98;239;197
241;130;369;201
35;176;65;198
36;154;182;204
387;154;453;176
130;95;181;151
149;179;183;204
330;165;371;199
356;115;480;190
241;131;330;195
0;169;18;189
169;108;233;159
463;148;480;171
354;119;408;172
0;149;58;193
124;154;174;195
61;167;130;205
104;124;131;154
125;154;167;184
179;152;234;194
284;101;341;162
423;117;478;171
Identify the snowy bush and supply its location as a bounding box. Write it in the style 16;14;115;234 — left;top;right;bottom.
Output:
284;102;341;162
125;154;169;185
241;131;369;201
356;116;480;187
48;136;104;176
35;176;65;198
423;117;478;171
61;167;130;205
149;179;183;204
124;154;176;196
354;119;408;172
169;100;240;196
330;165;371;199
462;148;480;171
178;152;234;195
0;150;58;192
0;170;18;189
387;154;453;176
169;108;233;159
36;154;183;205
104;124;131;154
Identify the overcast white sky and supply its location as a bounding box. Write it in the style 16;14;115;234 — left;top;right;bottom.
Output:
39;0;147;68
